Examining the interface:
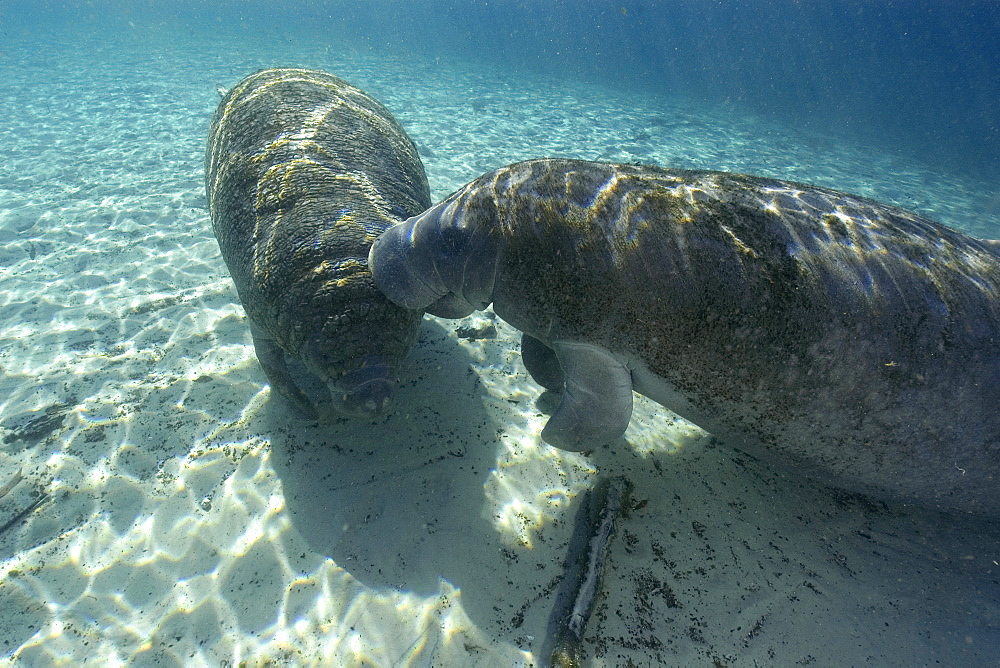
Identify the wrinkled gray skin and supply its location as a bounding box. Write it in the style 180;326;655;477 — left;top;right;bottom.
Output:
370;158;1000;514
207;68;429;419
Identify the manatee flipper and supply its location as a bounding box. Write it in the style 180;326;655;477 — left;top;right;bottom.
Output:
248;322;317;420
521;333;564;391
542;342;634;451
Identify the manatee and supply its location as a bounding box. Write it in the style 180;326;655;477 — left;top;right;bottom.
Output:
370;158;1000;514
206;68;429;419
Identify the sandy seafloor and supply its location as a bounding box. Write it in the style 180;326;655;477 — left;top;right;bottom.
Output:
1;27;1000;667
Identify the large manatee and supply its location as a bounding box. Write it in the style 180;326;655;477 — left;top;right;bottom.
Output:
370;158;1000;514
206;68;429;419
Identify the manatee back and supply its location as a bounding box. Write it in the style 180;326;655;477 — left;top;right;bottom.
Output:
487;159;1000;513
205;68;430;412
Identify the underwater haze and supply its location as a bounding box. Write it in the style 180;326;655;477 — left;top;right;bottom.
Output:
7;0;999;183
1;1;999;666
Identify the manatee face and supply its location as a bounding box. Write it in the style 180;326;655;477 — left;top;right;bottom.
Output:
307;352;396;419
369;196;501;319
297;312;417;419
332;361;396;417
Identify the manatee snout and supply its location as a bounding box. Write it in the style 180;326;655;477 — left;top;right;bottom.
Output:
370;196;500;318
299;337;400;419
368;217;454;314
330;360;398;418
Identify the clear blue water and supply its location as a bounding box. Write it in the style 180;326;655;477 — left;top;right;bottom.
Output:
11;0;996;182
5;1;1000;182
0;2;998;665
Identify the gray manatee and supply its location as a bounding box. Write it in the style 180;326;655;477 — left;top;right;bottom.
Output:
370;158;1000;514
206;68;429;419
